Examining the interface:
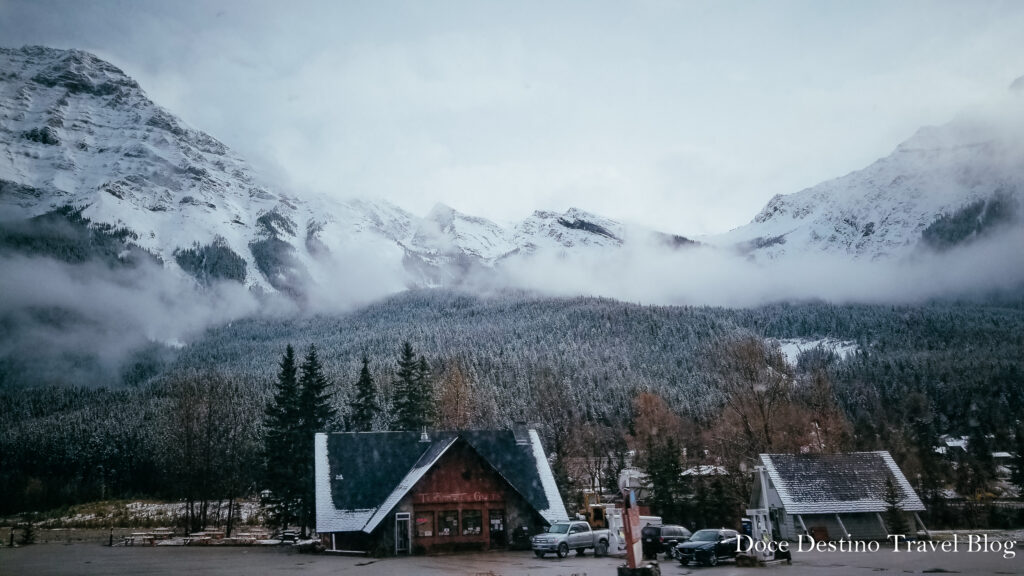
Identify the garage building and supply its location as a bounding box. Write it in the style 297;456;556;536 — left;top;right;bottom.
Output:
749;451;927;541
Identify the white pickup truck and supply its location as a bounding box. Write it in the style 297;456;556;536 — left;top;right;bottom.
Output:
531;520;611;558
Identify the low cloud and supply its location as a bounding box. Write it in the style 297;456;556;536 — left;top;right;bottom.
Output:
491;225;1024;307
302;237;409;313
1;216;1021;388
0;254;258;386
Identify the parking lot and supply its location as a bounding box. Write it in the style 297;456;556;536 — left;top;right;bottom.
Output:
1;543;1021;575
0;541;1019;573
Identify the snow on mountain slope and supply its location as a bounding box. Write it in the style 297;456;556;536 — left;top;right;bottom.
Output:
0;46;298;289
412;203;517;261
513;207;625;254
1;46;672;295
707;83;1024;261
0;47;440;296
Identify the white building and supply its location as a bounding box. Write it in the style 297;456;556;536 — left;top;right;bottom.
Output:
749;451;926;541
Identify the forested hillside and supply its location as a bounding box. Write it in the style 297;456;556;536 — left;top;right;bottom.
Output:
2;290;1023;523
173;290;737;424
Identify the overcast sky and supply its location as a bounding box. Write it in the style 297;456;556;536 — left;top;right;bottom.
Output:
2;0;1024;235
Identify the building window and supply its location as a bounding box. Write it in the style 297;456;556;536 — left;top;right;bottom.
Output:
440;510;458;537
415;512;434;538
462;509;482;536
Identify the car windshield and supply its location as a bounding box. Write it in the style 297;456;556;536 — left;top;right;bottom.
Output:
548;523;571;534
690;530;719;542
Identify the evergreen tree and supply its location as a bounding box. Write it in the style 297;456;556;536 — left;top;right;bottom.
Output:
393;341;420;431
645;437;683;523
414;355;433;430
298;345;335;436
296;344;336;537
1011;422;1024;499
602;448;628;496
883;476;910;537
262;344;302;532
966;424;995;498
705;476;735;528
350;355;379;432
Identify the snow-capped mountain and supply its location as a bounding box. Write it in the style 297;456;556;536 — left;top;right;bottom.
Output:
3;45;1020;302
707;81;1024;261
0;46;676;296
414;203;516;261
513;207;624;254
0;46;300;289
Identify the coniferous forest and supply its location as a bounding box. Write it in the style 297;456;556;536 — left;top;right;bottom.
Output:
2;289;1023;532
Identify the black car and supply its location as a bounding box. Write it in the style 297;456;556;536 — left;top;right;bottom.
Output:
675;528;740;566
640;524;692;559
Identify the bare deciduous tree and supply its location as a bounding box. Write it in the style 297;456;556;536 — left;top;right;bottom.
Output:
161;370;259;534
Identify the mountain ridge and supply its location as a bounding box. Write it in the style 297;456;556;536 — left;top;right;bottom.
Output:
2;45;1022;300
705;84;1024;260
0;46;696;296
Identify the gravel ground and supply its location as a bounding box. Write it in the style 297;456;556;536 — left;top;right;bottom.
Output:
1;542;1021;576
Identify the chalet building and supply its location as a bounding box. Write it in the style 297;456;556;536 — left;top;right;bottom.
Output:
314;428;568;555
749;451;927;541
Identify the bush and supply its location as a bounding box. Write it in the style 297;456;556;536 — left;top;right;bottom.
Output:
19;522;36;545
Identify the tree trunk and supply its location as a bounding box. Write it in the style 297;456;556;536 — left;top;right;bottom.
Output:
200;498;209;531
226;496;235;537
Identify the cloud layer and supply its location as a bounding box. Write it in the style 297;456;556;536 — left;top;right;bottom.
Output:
3;1;1024;235
492;224;1024;307
0;254;259;386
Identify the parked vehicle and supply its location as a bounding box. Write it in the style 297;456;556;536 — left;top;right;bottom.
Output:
531;520;611;558
606;509;662;557
675;528;741;566
641;524;691;559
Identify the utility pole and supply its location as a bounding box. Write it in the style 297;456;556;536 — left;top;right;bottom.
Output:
617;488;660;575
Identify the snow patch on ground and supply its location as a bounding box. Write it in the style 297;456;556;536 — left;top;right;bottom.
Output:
775;338;859;366
33;500;264;528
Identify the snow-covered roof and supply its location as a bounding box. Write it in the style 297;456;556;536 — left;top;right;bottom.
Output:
681;465;728;476
619;468;648;486
527;429;570;525
944;436;969;450
760;451;925;514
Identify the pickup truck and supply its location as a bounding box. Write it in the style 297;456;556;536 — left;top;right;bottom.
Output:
531;520;611;558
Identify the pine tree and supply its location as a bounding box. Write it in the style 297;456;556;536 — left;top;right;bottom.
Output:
1011;422;1024;499
645;437;683;523
602;447;628;496
393;341;420;431
263;344;302;533
883;476;910;537
967;424;995;498
350;355;379;432
296;344;336;537
414;355;433;430
298;345;335;436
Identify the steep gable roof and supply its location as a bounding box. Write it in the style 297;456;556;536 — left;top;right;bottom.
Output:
760;451;925;514
315;429;568;534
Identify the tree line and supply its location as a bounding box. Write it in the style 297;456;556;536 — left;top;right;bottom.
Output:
2;291;1023;533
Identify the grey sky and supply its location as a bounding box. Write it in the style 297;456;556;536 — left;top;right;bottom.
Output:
2;0;1023;235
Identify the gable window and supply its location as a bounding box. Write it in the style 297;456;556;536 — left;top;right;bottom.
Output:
462;509;482;535
439;510;458;537
415;512;434;538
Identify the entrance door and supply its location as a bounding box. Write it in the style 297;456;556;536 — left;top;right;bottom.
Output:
488;509;506;547
396;513;411;554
